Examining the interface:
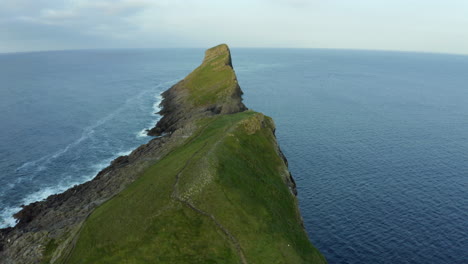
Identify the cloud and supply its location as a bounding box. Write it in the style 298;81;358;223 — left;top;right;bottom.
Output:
270;0;313;8
16;0;155;25
1;0;468;54
0;0;166;52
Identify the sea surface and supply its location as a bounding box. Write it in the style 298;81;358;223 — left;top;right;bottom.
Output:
0;48;467;264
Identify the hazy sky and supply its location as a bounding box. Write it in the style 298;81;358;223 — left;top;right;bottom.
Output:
1;0;468;54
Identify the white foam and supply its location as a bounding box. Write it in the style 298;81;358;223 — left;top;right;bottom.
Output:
1;146;135;228
16;159;44;172
91;160;113;171
14;87;149;175
117;150;132;156
24;186;66;204
136;128;149;139
15;119;102;175
16;79;180;174
134;79;178;139
152;94;163;112
0;185;71;228
135;93;163;139
89;147;135;177
3;79;182;228
0;206;21;228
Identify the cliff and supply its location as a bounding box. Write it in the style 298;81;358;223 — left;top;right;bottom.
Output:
0;44;326;264
147;44;247;136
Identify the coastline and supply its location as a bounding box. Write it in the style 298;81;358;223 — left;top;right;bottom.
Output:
0;78;180;229
0;44;326;263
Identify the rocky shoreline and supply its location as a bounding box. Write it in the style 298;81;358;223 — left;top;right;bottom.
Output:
0;44;321;264
0;44;249;264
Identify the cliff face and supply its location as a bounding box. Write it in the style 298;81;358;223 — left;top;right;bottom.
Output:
0;44;326;264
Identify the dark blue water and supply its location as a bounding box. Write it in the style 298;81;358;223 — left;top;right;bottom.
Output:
0;49;203;225
1;49;467;264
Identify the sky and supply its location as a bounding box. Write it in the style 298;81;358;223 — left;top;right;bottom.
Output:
1;0;468;54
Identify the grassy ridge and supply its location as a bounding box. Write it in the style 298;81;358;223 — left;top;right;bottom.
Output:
183;44;239;107
60;111;326;263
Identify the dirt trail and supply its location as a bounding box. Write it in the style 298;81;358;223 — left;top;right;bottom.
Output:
171;121;248;264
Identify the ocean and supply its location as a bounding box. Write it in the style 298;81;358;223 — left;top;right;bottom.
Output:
0;48;467;263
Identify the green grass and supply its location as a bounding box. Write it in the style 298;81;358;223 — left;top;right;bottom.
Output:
183;46;238;106
41;239;59;264
58;111;326;264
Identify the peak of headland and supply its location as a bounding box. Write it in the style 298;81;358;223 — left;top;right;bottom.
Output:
203;44;233;67
147;43;246;136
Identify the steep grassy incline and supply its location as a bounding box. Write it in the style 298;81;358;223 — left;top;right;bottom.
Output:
60;111;326;263
183;44;239;107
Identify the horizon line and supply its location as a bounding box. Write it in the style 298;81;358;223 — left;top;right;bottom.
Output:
1;46;468;57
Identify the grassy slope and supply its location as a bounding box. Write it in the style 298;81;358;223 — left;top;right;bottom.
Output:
60;111;326;263
183;44;238;106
